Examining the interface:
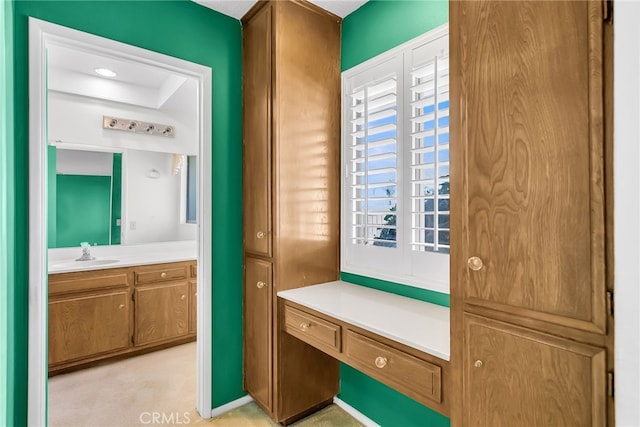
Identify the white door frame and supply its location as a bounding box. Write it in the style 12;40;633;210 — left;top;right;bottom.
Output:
27;18;213;426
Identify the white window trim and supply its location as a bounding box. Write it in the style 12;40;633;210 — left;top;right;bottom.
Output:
341;23;450;294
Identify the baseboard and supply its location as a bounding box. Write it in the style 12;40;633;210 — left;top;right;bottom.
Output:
210;395;254;418
334;397;380;427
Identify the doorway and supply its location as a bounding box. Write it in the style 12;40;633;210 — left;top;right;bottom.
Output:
28;18;213;425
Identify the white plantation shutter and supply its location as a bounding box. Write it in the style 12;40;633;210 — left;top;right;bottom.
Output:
409;49;450;254
346;59;401;249
342;25;449;293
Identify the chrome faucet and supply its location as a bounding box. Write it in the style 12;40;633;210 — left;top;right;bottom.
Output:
76;242;95;261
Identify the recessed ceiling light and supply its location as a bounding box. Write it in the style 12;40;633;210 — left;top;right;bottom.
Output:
94;68;117;78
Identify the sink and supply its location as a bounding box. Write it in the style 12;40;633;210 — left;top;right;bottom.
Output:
50;259;120;270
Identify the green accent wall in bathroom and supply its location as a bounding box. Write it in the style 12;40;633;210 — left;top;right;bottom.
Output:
56;175;112;248
47;145;57;248
340;1;450;426
111;153;122;245
1;0;15;424
5;1;243;424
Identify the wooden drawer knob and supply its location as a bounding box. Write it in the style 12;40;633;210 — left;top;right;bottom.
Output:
118;304;125;310
257;281;266;289
161;272;167;278
474;360;484;368
467;256;484;271
375;356;388;369
299;322;310;331
181;294;186;300
256;231;266;239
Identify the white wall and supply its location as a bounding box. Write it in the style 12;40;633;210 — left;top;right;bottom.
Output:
614;1;640;426
48;85;198;155
122;149;186;245
56;149;113;176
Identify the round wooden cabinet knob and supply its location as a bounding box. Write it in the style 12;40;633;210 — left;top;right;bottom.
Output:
180;294;186;300
467;256;484;271
257;281;266;289
299;322;310;331
256;231;266;239
474;360;484;368
118;304;125;310
161;272;167;278
375;356;388;369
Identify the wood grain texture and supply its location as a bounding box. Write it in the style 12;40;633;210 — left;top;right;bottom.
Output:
345;331;442;406
463;314;606;427
244;256;273;412
49;268;129;295
283;305;341;354
48;290;130;365
243;1;273;258
135;264;188;285
189;279;197;334
134;281;189;346
457;0;606;333
281;299;451;417
272;0;341;293
242;1;342;423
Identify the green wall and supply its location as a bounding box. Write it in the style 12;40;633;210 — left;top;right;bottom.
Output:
56;175;112;247
0;0;15;424
6;1;243;423
340;1;450;426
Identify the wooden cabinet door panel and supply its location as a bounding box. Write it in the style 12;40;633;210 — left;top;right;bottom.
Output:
244;257;272;411
243;4;272;257
135;282;189;346
464;314;606;427
48;291;130;365
454;0;606;333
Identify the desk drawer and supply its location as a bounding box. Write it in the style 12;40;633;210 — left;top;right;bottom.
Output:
135;266;187;285
345;331;442;405
284;306;341;353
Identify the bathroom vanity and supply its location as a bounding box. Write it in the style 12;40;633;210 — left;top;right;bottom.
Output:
47;243;197;375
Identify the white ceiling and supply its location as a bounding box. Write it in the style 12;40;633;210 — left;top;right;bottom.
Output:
47;44;190;110
193;0;368;20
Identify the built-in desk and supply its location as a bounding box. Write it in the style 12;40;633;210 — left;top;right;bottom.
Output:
278;281;451;416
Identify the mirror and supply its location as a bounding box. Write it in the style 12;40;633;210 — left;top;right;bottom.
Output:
46;43;199;248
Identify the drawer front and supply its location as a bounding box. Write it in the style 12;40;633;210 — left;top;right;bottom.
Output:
49;271;128;295
345;331;442;405
135;266;187;285
284;306;341;353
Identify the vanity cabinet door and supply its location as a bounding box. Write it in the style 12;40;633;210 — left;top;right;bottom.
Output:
243;2;273;258
244;256;273;411
134;281;189;346
48;290;130;365
464;314;606;427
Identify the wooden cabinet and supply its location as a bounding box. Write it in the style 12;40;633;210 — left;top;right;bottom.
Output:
48;260;197;374
244;257;273;410
242;0;341;423
450;1;613;425
134;281;189;346
463;314;606;427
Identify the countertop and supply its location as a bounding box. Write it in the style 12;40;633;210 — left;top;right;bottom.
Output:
278;281;450;361
48;240;197;274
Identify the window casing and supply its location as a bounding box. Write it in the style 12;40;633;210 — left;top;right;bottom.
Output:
341;24;450;293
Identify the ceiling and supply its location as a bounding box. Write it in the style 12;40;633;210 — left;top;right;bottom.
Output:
193;0;368;19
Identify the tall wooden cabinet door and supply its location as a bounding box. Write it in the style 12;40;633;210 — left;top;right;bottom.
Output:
244;257;273;411
134;282;189;346
48;291;130;365
243;4;273;257
464;314;606;427
453;0;607;333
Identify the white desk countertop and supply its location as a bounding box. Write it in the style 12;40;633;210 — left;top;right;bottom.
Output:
48;240;197;274
278;281;450;361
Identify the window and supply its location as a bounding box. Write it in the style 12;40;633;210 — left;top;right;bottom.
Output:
341;24;449;293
